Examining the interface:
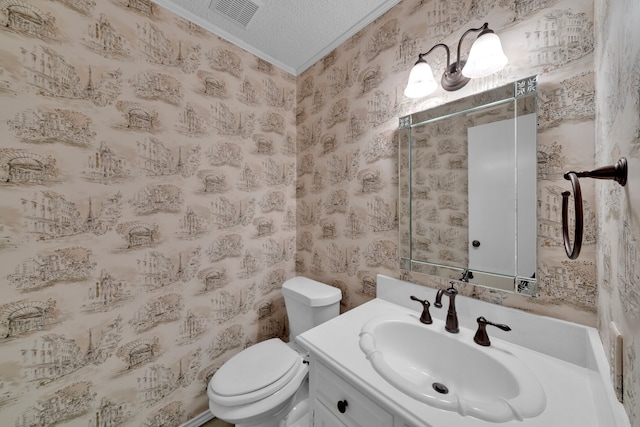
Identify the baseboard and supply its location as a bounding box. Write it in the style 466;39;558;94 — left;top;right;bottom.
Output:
181;409;215;427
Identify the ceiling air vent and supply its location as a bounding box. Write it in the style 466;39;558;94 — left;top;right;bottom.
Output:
211;0;259;28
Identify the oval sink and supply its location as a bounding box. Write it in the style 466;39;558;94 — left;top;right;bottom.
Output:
359;314;546;423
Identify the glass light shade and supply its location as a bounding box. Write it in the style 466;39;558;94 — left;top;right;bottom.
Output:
462;32;508;78
404;61;438;98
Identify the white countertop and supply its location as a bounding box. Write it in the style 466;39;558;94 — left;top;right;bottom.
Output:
297;275;629;427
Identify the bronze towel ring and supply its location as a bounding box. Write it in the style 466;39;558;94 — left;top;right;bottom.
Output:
561;157;628;259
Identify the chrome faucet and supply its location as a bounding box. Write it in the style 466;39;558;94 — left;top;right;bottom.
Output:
434;282;459;333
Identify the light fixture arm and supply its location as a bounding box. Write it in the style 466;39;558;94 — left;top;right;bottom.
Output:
416;43;450;68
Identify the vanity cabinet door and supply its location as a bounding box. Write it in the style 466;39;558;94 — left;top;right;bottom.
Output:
312;361;393;427
313;399;348;427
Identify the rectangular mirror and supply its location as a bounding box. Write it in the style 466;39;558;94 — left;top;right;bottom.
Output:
399;76;538;294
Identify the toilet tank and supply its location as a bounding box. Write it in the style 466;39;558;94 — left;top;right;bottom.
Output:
281;277;342;342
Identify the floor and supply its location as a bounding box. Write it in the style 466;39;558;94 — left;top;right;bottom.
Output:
201;418;234;427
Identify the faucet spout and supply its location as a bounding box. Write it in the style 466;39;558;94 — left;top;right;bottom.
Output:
434;283;459;333
434;289;444;308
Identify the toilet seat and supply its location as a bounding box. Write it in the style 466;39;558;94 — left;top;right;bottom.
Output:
209;339;303;406
208;361;309;426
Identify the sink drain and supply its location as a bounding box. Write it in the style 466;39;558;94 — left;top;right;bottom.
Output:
432;382;449;394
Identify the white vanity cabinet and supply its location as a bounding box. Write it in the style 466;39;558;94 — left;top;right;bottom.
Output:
309;359;395;427
298;275;630;427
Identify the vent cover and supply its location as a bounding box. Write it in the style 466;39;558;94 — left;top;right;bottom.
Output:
211;0;259;28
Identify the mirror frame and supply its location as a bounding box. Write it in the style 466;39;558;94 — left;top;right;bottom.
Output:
398;76;538;295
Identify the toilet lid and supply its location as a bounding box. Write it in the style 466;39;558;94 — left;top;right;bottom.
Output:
211;338;299;399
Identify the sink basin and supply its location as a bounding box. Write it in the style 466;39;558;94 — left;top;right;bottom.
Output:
359;314;546;422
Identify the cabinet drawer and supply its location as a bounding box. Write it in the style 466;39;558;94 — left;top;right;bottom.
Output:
313;362;392;427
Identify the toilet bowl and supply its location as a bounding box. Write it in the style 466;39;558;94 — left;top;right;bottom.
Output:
207;277;342;427
207;339;309;427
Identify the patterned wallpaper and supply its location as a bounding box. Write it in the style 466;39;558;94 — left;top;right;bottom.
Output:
410;112;471;270
1;0;637;425
594;0;640;424
297;0;598;322
0;0;296;425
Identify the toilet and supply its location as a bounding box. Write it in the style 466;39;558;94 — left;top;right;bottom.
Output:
207;276;342;427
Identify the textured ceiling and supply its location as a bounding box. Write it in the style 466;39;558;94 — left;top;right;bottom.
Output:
153;0;400;76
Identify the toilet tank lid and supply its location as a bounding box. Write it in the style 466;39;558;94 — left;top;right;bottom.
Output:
281;277;341;307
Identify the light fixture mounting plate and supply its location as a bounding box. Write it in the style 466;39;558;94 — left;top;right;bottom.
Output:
441;61;471;91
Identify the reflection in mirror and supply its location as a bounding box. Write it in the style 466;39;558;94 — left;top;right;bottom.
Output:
398;77;538;294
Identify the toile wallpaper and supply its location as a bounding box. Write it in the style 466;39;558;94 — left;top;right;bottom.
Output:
594;0;640;424
0;0;638;425
0;0;297;425
409;115;472;269
296;0;634;425
297;0;598;323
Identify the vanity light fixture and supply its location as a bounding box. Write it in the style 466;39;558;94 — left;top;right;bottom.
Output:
404;23;508;98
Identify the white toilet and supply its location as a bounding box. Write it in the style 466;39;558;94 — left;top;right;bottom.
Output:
207;276;342;427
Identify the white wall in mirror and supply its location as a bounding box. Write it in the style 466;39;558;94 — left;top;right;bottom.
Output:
467;112;537;280
468;117;517;276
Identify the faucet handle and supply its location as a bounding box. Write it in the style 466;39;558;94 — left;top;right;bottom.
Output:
444;281;458;298
473;316;511;346
410;296;433;324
